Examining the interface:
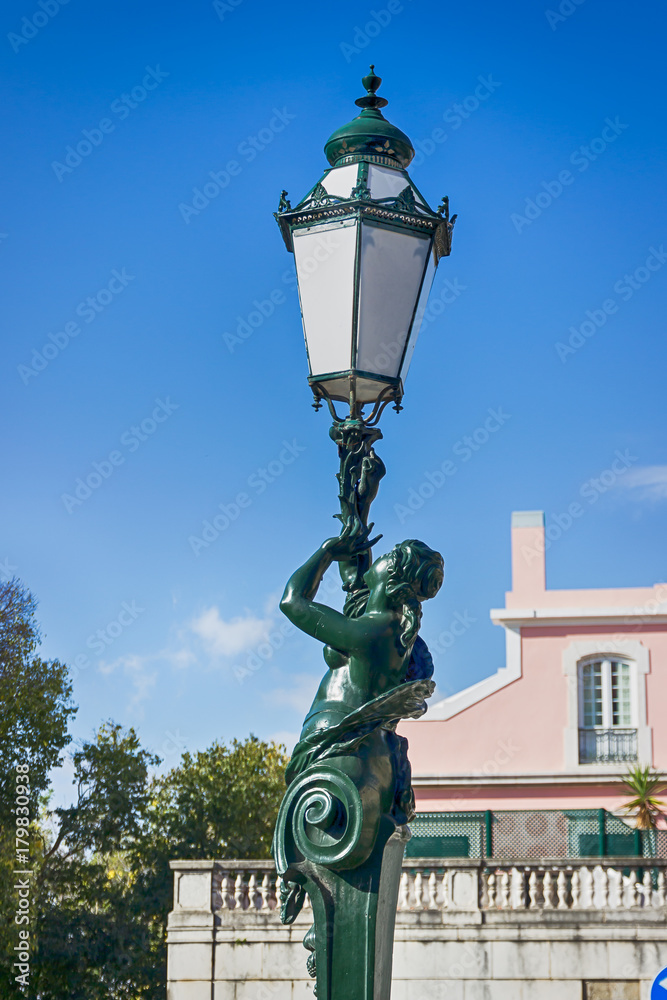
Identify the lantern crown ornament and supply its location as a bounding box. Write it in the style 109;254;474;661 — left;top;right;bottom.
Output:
275;67;456;423
323;65;415;168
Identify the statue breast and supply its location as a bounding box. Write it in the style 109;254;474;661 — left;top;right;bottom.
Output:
323;645;349;670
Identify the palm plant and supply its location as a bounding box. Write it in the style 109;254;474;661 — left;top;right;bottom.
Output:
621;764;666;830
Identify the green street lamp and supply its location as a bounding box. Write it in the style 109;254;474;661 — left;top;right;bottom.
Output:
275;65;456;420
272;69;455;1000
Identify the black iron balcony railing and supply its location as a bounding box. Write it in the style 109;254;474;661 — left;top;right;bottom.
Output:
579;728;638;764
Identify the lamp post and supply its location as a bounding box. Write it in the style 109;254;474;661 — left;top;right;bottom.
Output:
272;68;455;1000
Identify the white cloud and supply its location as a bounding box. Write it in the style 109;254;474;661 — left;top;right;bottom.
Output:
99;652;158;718
262;589;283;616
96;602;281;715
267;730;299;753
189;606;273;657
618;465;667;503
263;672;319;715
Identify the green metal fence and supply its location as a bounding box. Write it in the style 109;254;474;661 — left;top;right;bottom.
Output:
405;809;666;860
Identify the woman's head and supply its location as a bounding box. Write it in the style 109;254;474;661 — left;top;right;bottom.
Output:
386;540;444;603
365;540;444;652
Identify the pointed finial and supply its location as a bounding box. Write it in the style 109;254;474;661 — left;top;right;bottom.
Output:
356;65;388;110
324;64;415;167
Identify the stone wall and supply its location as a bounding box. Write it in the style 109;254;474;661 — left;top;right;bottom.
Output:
167;859;667;999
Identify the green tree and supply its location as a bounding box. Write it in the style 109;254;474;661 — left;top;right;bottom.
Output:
31;731;287;999
0;578;76;998
0;576;289;998
32;722;160;1000
145;736;288;860
132;736;288;995
0;578;76;815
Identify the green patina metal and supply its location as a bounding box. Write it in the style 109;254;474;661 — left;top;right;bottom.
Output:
273;416;443;999
324;65;415;168
405;809;656;860
271;69;451;1000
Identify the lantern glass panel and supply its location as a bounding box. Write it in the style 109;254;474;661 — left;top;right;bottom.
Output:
315;375;382;405
356;223;430;380
321;164;358;198
399;251;436;381
293;220;357;378
368;164;409;200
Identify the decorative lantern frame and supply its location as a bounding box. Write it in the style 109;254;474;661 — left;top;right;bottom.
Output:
275;68;456;421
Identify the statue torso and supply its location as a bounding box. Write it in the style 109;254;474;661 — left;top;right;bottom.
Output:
299;639;407;741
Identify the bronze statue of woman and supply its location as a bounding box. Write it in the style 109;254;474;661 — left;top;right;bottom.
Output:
272;424;444;1000
280;516;443;818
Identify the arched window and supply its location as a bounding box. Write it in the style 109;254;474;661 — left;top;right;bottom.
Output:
563;640;649;770
578;658;637;764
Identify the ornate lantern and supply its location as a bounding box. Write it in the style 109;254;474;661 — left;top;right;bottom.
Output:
275;66;456;418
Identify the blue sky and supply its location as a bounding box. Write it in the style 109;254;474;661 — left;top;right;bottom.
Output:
2;0;666;796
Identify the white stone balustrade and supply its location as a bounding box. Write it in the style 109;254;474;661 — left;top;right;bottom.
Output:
168;857;667;1000
171;856;667;916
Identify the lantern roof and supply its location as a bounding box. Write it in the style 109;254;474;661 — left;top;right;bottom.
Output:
323;66;415;168
274;68;457;265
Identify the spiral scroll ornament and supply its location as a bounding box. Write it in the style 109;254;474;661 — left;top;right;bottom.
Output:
274;767;379;874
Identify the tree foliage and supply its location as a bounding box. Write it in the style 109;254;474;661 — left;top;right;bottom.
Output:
31;723;159;998
147;736;288;861
32;732;287;998
0;576;289;999
131;735;289;992
0;578;76;998
0;578;76;817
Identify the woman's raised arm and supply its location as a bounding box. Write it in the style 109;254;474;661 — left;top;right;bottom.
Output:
279;520;388;654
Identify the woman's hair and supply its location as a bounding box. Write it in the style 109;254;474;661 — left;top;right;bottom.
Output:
385;540;444;652
342;540;444;653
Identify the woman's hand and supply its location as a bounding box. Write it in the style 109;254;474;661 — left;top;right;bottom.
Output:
322;515;382;562
358;450;386;512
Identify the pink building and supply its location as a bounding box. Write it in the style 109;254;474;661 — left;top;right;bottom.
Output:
400;511;667;845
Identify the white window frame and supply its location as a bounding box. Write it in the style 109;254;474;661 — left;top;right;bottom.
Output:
578;656;635;729
563;639;651;771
